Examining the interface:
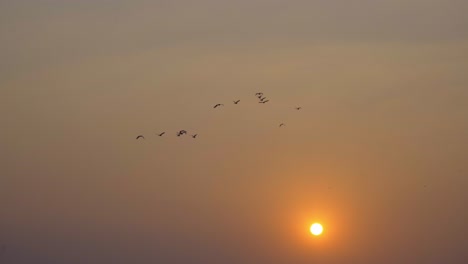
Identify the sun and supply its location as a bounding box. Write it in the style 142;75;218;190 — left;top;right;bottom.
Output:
310;223;323;236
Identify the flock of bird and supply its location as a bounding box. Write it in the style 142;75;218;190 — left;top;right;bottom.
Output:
136;130;198;140
136;92;301;140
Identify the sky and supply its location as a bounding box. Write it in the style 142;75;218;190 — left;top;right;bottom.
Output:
1;0;468;263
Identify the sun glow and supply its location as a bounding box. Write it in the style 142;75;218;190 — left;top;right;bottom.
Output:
310;223;323;236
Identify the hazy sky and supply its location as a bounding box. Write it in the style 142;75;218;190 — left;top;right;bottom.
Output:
1;1;468;263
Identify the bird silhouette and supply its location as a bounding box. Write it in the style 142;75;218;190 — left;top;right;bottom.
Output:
157;132;166;136
136;135;145;140
213;104;224;108
295;107;302;110
191;134;198;138
255;92;263;97
259;97;267;101
279;123;285;127
177;130;187;137
259;100;270;104
233;100;240;104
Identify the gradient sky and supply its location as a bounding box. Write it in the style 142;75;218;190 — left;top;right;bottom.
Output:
1;1;468;263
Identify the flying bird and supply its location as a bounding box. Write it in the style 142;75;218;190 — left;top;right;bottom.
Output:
279;123;285;127
255;92;263;96
259;97;267;101
157;132;166;136
136;135;145;140
233;100;240;104
213;104;224;108
191;134;198;138
295;107;302;110
259;100;270;103
177;130;187;136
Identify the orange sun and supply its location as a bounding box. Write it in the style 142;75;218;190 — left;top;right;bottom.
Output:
310;223;323;236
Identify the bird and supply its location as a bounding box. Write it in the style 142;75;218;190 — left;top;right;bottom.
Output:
157;132;166;136
177;130;187;137
191;134;198;138
255;92;263;97
213;104;224;108
259;100;270;103
136;135;145;140
259;97;267;101
233;100;240;104
295;107;302;110
279;123;285;127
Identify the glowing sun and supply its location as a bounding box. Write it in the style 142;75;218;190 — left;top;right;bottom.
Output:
310;223;323;236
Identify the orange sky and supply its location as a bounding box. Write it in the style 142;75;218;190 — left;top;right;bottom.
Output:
1;1;468;263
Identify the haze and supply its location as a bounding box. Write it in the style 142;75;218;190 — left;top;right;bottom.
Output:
1;1;468;263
